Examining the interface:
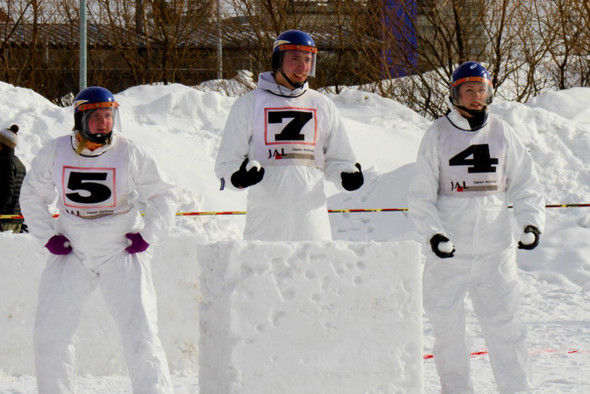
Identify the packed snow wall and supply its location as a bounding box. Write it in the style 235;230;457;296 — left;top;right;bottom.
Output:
198;241;423;394
0;232;200;375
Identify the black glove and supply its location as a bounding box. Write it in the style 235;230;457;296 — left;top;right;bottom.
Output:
230;158;265;189
341;163;364;191
517;225;541;250
430;233;455;259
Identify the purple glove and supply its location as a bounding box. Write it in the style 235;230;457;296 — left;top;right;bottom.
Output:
125;232;150;254
45;235;73;255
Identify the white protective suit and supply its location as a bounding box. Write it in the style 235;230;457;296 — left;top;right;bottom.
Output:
408;108;545;394
215;72;358;241
20;134;176;394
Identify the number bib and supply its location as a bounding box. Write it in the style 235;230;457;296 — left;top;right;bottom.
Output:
53;136;132;218
251;89;326;167
438;117;507;196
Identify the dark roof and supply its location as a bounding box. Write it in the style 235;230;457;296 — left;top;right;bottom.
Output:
0;21;380;50
0;22;143;48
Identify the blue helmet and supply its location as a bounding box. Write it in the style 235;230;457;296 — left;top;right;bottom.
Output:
73;86;120;144
271;29;317;77
450;61;494;106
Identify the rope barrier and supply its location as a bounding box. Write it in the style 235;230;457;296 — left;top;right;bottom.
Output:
1;203;589;220
423;348;589;360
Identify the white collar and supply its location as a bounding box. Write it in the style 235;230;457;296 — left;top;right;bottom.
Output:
257;71;309;97
71;133;115;156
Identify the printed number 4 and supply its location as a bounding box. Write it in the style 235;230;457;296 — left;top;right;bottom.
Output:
66;172;112;203
449;144;498;173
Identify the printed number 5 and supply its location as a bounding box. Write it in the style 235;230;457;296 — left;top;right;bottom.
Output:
66;172;112;203
449;144;498;173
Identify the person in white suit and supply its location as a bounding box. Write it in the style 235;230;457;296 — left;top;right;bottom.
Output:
408;61;545;394
20;86;176;394
215;29;363;241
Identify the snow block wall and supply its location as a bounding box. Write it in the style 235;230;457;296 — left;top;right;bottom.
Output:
0;232;200;375
198;241;423;394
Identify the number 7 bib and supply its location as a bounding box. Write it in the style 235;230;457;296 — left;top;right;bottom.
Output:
252;91;326;168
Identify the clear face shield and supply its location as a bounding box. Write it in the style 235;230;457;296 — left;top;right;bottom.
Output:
279;47;317;78
451;79;494;108
79;103;122;144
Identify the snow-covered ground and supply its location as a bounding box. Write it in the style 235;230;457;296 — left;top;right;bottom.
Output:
0;80;589;393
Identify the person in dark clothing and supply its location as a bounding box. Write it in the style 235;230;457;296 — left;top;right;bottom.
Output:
0;124;26;233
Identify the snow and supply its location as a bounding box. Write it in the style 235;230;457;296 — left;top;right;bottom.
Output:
198;241;422;393
0;79;589;393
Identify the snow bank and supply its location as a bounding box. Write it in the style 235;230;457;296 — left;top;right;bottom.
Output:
198;241;423;394
0;232;200;375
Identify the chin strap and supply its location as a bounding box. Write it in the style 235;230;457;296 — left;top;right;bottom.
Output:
280;71;307;89
457;105;489;131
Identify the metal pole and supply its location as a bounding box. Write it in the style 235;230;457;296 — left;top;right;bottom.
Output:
79;0;87;90
216;0;223;79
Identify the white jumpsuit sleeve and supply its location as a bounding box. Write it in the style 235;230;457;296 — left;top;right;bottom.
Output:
129;145;177;245
407;124;446;241
214;93;255;191
19;139;59;242
322;98;359;189
504;122;546;232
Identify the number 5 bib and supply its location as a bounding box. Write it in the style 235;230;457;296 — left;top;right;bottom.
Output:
53;136;132;218
438;116;508;197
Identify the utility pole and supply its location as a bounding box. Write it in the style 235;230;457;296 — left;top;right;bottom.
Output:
216;0;223;79
79;0;87;90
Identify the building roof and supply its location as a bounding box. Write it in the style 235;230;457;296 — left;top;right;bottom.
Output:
0;21;381;51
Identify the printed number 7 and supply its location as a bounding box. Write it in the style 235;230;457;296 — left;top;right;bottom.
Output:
449;144;498;173
268;111;313;141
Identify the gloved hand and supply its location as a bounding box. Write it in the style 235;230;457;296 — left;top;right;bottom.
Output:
341;163;364;191
45;234;73;255
517;225;540;250
430;233;455;259
230;158;265;189
125;232;150;254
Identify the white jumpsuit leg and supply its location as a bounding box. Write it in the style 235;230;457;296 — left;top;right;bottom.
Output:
34;250;173;394
469;249;531;394
98;251;173;394
423;253;474;394
424;247;531;394
34;254;99;394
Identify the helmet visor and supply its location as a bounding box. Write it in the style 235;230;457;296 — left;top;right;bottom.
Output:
451;78;494;106
80;106;121;144
278;46;317;78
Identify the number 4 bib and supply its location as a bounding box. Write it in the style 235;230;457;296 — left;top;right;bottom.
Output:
438;125;508;196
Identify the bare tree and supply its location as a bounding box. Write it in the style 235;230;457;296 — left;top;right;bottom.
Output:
539;0;590;89
221;0;378;91
0;0;80;103
91;0;215;90
342;0;582;118
0;0;589;110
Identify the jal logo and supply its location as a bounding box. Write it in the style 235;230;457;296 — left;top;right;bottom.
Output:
268;148;286;159
451;181;469;192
